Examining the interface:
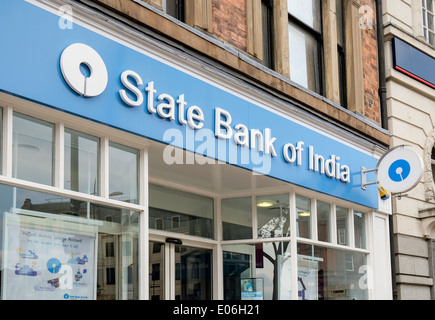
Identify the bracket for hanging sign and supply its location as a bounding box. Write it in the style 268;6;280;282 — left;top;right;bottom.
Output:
361;167;378;190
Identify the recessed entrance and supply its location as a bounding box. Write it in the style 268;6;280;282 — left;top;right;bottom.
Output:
149;241;212;300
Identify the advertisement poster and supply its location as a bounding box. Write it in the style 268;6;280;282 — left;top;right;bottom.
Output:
2;214;97;300
297;255;320;300
241;278;264;300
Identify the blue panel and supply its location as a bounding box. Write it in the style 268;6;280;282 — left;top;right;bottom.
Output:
392;37;435;89
0;1;379;209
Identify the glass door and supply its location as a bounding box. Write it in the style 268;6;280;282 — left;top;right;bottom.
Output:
149;241;212;300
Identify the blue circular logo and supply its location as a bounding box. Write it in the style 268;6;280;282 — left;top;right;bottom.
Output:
47;258;61;274
388;159;411;182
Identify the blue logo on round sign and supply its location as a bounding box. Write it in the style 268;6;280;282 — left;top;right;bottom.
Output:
388;159;411;182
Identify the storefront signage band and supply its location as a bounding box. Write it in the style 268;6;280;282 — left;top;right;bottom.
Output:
0;1;379;208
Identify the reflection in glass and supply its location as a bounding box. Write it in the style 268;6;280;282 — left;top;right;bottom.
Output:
298;243;368;300
223;241;292;300
175;246;212;300
287;0;322;31
336;207;349;246
222;197;252;240
149;184;214;239
296;196;311;239
13;113;54;186
317;201;330;242
257;194;289;239
149;241;165;300
64;128;100;195
354;212;366;249
288;22;321;93
109;142;139;204
0;184;139;300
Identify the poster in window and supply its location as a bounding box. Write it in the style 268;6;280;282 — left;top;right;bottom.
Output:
240;278;264;300
2;213;97;300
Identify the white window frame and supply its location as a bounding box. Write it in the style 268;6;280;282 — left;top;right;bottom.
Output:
422;0;435;45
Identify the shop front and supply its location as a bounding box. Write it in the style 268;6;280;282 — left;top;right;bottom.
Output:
0;0;392;300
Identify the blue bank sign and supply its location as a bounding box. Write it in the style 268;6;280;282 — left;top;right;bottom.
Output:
0;1;379;209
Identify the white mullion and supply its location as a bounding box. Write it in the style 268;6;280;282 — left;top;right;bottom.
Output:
349;209;355;248
252;195;258;239
311;198;317;241
330;204;337;244
289;192;298;300
55;121;64;189
100;136;109;198
139;147;149;300
3;106;13;177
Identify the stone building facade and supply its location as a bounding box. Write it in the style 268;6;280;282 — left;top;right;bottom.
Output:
382;0;435;300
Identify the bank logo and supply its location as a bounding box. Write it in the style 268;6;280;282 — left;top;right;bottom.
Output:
388;159;411;182
376;146;423;194
60;43;108;97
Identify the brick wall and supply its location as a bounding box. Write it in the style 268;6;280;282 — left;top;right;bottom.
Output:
361;0;381;124
212;0;247;51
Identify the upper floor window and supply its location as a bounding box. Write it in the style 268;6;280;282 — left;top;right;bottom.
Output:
163;0;185;22
261;0;275;69
287;0;323;94
336;0;347;108
423;0;435;45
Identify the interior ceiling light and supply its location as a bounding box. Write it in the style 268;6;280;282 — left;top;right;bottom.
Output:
257;200;274;208
298;211;311;217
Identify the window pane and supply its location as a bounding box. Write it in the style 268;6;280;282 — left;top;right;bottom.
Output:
288;21;321;93
257;194;290;239
223;241;292;300
149;184;214;239
109;142;139;204
317;201;330;242
287;0;322;32
13;113;54;185
336;206;349;246
0;184;139;300
262;0;274;69
298;243;368;300
222;197;252;240
64;129;99;195
296;195;311;239
354;211;366;249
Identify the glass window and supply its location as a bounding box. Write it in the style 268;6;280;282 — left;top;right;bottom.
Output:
354;211;366;249
257;194;290;239
297;243;368;300
287;0;323;94
222;197;252;240
223;241;292;300
149;184;214;239
0;184;139;300
423;0;435;45
336;0;347;108
109;142;139;204
287;0;322;31
261;0;275;69
336;206;349;246
164;0;185;22
317;201;330;242
296;195;311;239
13;113;54;186
64;128;100;195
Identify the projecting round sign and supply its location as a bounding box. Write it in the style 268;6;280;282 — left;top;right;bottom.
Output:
376;146;423;193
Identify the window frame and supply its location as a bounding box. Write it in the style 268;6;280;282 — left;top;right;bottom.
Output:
422;0;435;46
287;0;325;96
